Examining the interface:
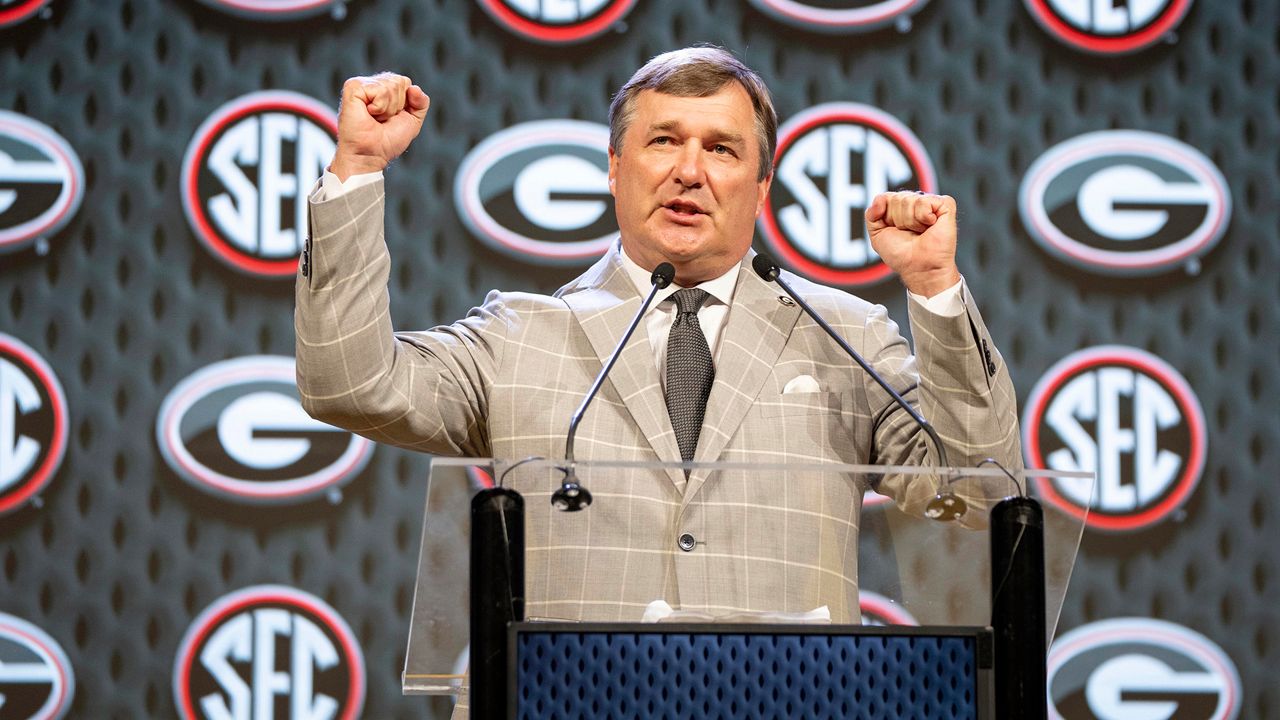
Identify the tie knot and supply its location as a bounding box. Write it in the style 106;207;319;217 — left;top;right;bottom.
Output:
671;288;710;316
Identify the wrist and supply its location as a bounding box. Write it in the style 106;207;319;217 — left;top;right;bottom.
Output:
329;151;387;182
902;267;961;298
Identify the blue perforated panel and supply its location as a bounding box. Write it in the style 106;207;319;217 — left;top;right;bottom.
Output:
514;626;982;719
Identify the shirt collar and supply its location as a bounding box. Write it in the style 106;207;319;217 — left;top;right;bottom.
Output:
618;242;739;309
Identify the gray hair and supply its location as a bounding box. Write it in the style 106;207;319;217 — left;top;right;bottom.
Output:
608;46;777;181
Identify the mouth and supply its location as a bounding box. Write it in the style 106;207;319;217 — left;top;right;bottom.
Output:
662;199;708;218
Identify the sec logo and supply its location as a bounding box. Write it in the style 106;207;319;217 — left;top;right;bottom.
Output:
759;102;937;287
0;333;68;515
476;0;636;44
156;356;373;504
1048;618;1240;719
174;585;365;720
1020;130;1228;276
0;111;85;255
1023;346;1206;532
454;119;616;265
1024;0;1194;55
193;0;346;20
747;0;931;33
181;91;337;278
0;612;75;719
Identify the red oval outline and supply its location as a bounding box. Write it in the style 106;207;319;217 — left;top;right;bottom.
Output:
1024;0;1193;55
759;104;937;288
181;93;337;278
174;586;365;720
478;0;636;44
1023;346;1207;532
0;335;69;515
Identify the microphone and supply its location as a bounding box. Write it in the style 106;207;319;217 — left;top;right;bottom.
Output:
552;261;676;511
751;253;966;521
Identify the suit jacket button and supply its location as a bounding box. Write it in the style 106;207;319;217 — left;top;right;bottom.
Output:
677;533;696;552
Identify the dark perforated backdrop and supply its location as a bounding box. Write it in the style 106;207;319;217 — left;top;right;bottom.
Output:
1;1;1276;717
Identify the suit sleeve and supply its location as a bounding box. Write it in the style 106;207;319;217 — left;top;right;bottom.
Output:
905;280;1022;470
293;178;507;456
864;279;1023;522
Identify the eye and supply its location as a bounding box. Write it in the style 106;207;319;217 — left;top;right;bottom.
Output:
651;136;671;146
712;144;734;156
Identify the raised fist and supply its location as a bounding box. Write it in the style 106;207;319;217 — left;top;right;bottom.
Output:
330;72;430;181
865;191;961;297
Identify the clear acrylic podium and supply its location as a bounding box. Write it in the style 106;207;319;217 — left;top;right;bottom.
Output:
401;458;1092;717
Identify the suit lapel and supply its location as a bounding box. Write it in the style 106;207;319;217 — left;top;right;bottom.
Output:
684;255;802;504
560;249;685;489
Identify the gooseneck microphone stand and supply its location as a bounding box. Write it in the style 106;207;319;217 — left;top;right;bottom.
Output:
552;262;675;511
470;262;674;718
752;252;1048;718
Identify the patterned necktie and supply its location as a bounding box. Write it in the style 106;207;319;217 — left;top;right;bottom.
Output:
665;288;715;467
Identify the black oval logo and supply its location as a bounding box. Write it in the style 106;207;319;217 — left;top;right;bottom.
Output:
156;356;373;504
1023;0;1194;55
759;102;937;288
194;0;346;20
0;111;84;255
747;0;932;33
0;333;68;516
0;0;51;29
476;0;636;44
1048;618;1240;719
858;590;919;627
454;119;616;265
173;585;365;720
1022;346;1207;532
1019;130;1228;276
0;612;74;719
181;91;337;278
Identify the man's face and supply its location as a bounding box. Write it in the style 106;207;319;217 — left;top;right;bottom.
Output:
609;84;772;286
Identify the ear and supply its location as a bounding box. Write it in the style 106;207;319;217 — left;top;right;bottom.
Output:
754;171;773;217
607;146;618;197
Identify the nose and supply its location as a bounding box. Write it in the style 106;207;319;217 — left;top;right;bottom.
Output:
673;140;705;188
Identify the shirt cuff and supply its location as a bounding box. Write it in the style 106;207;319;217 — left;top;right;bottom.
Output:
311;169;384;201
907;278;966;317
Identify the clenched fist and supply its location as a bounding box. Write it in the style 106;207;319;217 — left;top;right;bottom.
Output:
865;191;962;297
330;72;430;181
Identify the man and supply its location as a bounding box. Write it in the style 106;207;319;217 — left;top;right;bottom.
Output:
296;47;1021;625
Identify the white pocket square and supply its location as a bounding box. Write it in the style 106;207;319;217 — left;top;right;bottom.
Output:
782;375;820;394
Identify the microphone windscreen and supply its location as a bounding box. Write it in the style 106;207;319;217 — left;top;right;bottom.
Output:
751;253;780;281
651;262;676;288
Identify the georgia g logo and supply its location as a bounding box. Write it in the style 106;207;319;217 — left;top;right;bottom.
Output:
1023;346;1206;532
454;120;617;265
182;91;337;278
0;111;85;255
759;103;937;287
746;0;931;34
0;333;68;516
0;613;75;719
1048;618;1240;719
1024;0;1194;55
156;356;373;504
476;0;636;44
174;586;365;720
1020;130;1228;276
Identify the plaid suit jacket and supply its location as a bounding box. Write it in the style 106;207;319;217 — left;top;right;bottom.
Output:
295;180;1022;624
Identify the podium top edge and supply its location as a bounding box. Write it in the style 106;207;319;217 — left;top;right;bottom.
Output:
430;456;1093;479
509;621;995;638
